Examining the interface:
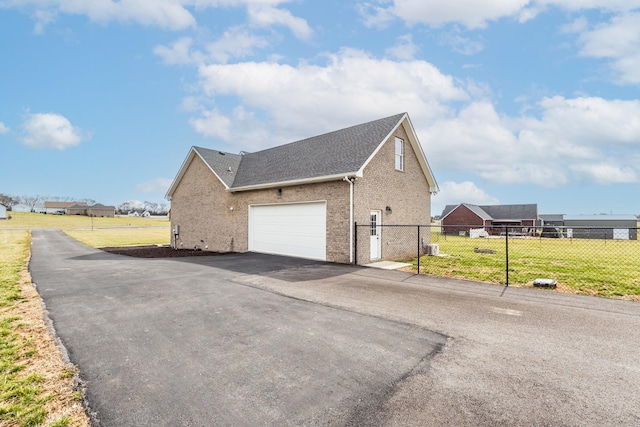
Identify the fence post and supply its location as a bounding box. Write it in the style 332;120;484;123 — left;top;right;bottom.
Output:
417;225;421;275
505;225;509;287
354;222;358;265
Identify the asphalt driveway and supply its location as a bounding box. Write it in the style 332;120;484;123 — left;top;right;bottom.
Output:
30;230;446;426
30;230;640;426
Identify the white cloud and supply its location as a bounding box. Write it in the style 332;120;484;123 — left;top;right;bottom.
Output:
561;16;589;34
570;163;637;184
184;46;640;187
191;48;468;147
385;34;419;60
434;181;500;213
247;5;312;39
424;96;640;186
32;9;57;34
206;27;270;62
26;0;196;31
357;0;640;29
357;2;397;28
522;96;640;148
154;29;269;66
5;0;308;34
20;113;89;150
0;122;9;134
535;0;640;12
136;177;173;193
439;28;484;55
190;106;272;150
364;0;530;29
576;12;640;84
357;1;640;84
154;37;201;65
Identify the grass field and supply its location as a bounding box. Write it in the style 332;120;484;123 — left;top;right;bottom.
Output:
0;211;169;229
410;233;640;300
64;228;170;247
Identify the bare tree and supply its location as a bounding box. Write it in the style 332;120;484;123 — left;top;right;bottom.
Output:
0;193;17;208
20;195;42;212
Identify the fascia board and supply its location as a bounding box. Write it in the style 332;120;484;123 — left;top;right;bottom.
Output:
227;172;358;193
356;113;406;177
403;114;439;194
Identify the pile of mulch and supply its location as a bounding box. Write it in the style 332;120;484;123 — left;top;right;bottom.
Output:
101;245;231;258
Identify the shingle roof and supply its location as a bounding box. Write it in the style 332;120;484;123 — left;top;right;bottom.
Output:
230;113;405;188
193;147;242;188
67;203;115;210
466;204;493;220
482;204;537;220
168;112;439;196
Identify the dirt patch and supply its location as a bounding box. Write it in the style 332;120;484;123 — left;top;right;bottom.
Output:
101;245;232;258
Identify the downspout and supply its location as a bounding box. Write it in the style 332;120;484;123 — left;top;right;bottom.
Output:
343;176;354;263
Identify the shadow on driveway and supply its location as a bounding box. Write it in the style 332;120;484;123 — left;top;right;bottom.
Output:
73;249;361;282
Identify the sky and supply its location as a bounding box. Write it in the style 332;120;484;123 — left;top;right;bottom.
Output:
1;0;639;216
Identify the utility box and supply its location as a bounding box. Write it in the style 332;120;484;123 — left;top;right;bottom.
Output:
426;244;439;256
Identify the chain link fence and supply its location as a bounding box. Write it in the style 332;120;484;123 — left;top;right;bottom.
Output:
355;223;640;299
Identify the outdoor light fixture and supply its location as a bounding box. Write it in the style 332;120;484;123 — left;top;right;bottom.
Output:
277;188;283;196
386;206;392;213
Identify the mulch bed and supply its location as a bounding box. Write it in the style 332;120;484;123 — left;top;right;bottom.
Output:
101;245;231;258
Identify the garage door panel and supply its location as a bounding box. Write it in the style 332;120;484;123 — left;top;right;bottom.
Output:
250;202;327;261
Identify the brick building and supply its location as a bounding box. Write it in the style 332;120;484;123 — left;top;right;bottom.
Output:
440;203;539;235
166;113;438;264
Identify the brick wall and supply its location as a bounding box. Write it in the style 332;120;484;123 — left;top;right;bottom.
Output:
170;155;351;263
171;120;434;265
353;123;432;264
442;205;486;235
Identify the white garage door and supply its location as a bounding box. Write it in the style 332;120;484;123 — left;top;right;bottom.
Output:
249;202;327;261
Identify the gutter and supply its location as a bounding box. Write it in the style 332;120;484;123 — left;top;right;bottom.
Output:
343;176;355;264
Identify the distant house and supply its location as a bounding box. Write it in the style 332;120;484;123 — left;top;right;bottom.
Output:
11;203;46;213
67;203;116;218
44;201;87;214
441;203;539;235
0;203;7;220
11;204;31;213
563;215;637;240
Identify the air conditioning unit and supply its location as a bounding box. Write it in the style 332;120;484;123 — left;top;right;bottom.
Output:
426;244;439;256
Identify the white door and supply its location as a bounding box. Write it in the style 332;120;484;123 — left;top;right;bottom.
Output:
249;202;326;261
370;210;381;259
613;229;629;240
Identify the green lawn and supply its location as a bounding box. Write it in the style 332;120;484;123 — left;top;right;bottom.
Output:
411;233;640;300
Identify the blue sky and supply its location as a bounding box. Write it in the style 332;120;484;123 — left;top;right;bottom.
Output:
1;0;639;216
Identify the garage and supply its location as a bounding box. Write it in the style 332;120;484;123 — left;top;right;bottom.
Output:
249;202;327;261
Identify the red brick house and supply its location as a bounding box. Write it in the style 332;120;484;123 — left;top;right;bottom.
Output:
440;203;538;235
